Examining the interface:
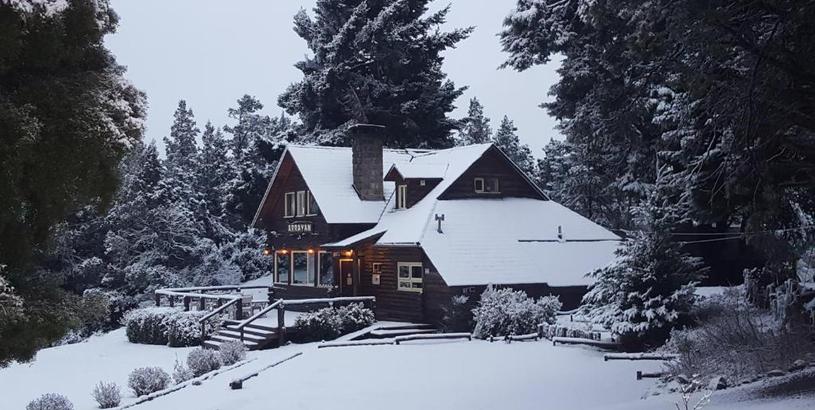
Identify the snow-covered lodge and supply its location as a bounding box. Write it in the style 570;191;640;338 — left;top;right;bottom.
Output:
252;124;620;323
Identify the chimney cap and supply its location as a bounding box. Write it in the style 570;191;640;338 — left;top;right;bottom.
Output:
348;123;386;138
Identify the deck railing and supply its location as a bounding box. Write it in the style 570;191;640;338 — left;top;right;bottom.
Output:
155;285;376;347
233;295;376;345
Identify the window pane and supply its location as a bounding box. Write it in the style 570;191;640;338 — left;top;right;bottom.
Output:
319;252;334;286
412;283;422;289
296;191;306;216
399;281;411;289
292;252;309;284
474;178;484;192
308;191;319;215
485;178;499;192
275;253;290;283
411;266;423;279
398;265;410;278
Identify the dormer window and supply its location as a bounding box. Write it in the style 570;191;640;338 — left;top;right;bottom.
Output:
474;177;500;194
396;184;407;209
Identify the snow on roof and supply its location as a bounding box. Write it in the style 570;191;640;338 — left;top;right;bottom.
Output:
286;144;491;224
419;199;620;286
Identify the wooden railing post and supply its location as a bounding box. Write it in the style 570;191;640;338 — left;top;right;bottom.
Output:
155;293;161;306
199;297;206;311
277;304;286;346
183;296;190;312
234;301;243;321
169;296;175;308
200;322;206;344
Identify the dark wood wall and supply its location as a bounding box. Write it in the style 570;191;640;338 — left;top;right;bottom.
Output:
356;245;437;323
255;153;374;249
439;146;543;200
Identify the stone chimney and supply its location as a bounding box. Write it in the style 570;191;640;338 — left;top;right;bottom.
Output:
350;124;385;201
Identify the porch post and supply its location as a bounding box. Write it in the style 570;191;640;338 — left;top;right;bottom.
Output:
353;251;360;297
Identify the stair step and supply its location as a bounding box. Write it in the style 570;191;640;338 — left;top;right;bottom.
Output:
209;334;260;346
225;325;277;337
369;328;436;337
375;323;435;331
216;329;272;342
224;322;278;333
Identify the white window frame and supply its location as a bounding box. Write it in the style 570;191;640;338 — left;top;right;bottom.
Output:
306;191;319;216
474;177;500;194
317;251;335;288
274;252;290;284
296;191;307;217
396;262;423;293
474;177;485;193
396;184;407;209
291;251;315;286
284;192;296;218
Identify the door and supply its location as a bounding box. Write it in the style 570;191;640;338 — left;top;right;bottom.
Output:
339;259;354;296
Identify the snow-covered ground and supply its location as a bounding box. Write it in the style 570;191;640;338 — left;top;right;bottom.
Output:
1;327;812;410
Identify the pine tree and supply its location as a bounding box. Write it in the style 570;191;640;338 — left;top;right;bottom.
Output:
492;116;536;177
500;0;815;277
0;0;146;365
163;100;201;204
582;198;708;349
223;96;286;228
458;97;492;145
197;122;232;218
279;0;473;148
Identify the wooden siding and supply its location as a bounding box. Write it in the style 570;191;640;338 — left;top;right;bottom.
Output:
386;173;441;209
355;245;433;323
439;145;544;200
255;152;374;250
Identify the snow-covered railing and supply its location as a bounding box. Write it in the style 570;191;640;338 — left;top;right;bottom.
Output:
198;297;242;343
231;295;376;345
154;284;276;316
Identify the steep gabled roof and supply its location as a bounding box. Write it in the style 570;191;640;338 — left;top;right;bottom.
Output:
322;145;620;287
252;143;492;225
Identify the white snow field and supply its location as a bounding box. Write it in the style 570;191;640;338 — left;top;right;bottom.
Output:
2;328;813;410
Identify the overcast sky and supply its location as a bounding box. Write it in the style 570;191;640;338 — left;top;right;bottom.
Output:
106;0;562;157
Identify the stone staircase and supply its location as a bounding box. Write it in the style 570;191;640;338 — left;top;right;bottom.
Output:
202;319;279;351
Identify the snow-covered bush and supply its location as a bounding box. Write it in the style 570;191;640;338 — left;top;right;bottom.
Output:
472;287;561;339
336;302;376;333
91;381;121;408
218;340;247;365
128;367;170;397
167;310;212;347
123;307;214;347
26;393;74;410
293;303;375;342
172;359;193;384
441;295;473;332
123;307;176;345
664;288;815;382
186;347;222;377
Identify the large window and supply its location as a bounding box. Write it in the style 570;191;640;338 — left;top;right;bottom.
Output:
275;252;290;284
396;184;407;209
292;251;315;285
284;190;319;218
397;262;423;292
318;251;334;287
